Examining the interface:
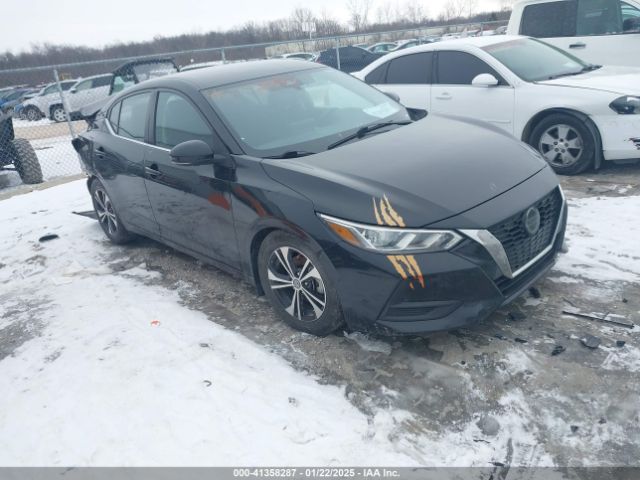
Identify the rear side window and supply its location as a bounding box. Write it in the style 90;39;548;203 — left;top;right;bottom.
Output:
117;92;151;141
365;63;388;84
74;80;92;92
92;76;112;88
436;52;503;85
154;92;211;149
385;52;433;84
61;82;75;91
108;102;121;131
521;1;578;37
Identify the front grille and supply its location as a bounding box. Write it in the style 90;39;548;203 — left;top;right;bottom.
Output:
488;188;562;273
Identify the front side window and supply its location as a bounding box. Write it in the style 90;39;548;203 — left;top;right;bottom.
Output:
621;0;640;31
435;51;503;85
484;38;588;82
74;80;92;92
43;85;58;96
154;92;211;149
386;52;433;84
61;82;75;91
203;67;408;157
521;1;578;37
92;75;112;88
117;92;151;141
577;0;623;35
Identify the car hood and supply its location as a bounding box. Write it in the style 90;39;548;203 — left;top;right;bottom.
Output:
538;66;640;95
262;115;547;227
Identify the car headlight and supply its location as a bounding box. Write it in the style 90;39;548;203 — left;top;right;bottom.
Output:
610;96;640;114
319;214;463;253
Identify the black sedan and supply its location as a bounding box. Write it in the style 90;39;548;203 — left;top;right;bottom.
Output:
72;60;567;336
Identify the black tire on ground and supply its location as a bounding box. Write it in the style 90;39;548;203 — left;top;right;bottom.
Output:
90;178;135;244
25;106;41;121
528;113;597;175
12;138;43;184
50;105;66;123
258;230;344;336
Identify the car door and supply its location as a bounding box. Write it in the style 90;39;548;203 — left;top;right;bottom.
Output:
68;79;93;112
431;51;515;134
96;92;160;236
520;0;640;67
143;90;239;269
367;52;434;111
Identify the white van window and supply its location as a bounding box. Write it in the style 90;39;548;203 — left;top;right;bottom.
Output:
521;1;578;37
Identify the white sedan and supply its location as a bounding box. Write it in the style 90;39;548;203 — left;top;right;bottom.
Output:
354;35;640;175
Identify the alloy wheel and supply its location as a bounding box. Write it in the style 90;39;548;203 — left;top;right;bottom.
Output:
94;187;118;236
267;246;326;321
538;124;584;168
52;107;66;122
26;108;38;121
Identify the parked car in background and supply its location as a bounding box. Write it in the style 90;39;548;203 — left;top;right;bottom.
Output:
80;57;179;120
65;74;113;119
0;88;36;114
355;35;640;174
390;39;422;51
494;25;508;35
508;0;640;66
353;43;369;49
72;60;566;336
316;46;384;73
20;81;77;122
368;42;398;53
275;52;317;61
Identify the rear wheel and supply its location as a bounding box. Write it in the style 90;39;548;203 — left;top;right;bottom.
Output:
51;105;66;123
25;106;41;121
258;231;344;336
12;138;43;184
529;113;596;175
90;179;134;244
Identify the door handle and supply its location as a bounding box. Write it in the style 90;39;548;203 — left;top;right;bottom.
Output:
436;93;452;100
145;164;160;178
569;42;586;49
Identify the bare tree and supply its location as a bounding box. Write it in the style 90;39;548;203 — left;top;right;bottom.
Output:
499;0;516;11
443;0;466;21
346;0;375;32
401;0;428;25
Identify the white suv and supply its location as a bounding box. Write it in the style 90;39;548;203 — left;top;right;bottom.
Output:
66;74;112;118
507;0;640;67
21;80;76;122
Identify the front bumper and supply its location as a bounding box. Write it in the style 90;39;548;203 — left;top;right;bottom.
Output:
593;114;640;161
325;175;567;335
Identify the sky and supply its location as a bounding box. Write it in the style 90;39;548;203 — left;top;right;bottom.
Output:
1;0;504;53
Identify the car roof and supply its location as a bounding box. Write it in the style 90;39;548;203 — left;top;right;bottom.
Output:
124;59;325;92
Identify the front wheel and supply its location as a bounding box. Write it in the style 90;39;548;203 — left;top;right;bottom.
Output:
258;231;344;336
90;179;135;244
25;106;41;121
50;105;67;123
529;113;596;175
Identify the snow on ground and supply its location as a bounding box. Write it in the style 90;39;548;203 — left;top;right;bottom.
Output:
0;135;82;190
555;195;640;283
13;117;55;128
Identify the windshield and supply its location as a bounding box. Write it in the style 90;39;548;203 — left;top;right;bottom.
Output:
203;67;408;157
483;38;590;82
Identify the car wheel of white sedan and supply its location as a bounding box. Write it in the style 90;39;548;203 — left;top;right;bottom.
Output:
529;113;596;175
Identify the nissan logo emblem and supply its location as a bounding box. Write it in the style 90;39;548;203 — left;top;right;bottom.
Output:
523;207;541;236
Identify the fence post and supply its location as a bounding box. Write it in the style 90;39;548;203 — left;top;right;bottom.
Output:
335;37;341;71
53;68;76;139
221;48;227;64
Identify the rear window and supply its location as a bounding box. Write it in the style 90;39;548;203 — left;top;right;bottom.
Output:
386;52;433;84
521;1;578;37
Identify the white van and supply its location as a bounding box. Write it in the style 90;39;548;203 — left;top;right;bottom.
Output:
507;0;640;66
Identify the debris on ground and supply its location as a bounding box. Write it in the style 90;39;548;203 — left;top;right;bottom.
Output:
562;308;634;328
580;335;601;349
494;333;508;341
203;380;212;387
476;416;501;437
529;287;542;299
514;338;528;344
616;341;626;348
38;234;59;242
509;310;527;321
551;345;566;356
571;425;579;433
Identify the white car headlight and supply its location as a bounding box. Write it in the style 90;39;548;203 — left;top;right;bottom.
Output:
610;96;640;114
319;214;463;253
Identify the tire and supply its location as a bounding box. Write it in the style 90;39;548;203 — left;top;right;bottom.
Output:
258;231;344;336
529;113;596;175
50;105;66;123
12;138;43;184
25;107;41;121
90;179;135;244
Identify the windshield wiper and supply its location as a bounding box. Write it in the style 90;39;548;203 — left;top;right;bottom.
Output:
546;64;602;80
327;120;412;150
264;150;317;159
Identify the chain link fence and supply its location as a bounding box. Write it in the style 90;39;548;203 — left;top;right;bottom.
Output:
0;19;506;191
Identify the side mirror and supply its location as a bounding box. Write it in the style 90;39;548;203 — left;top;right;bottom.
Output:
170;140;214;166
472;73;499;88
384;91;401;102
70;88;77;94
